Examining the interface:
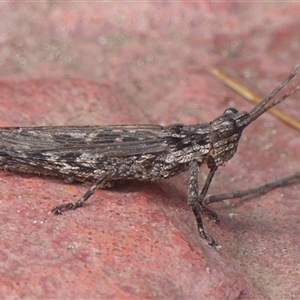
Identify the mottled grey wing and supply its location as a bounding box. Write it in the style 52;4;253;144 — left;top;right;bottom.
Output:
0;125;169;160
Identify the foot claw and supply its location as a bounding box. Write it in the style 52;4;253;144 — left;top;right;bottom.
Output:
52;208;62;215
51;202;76;215
201;231;221;250
208;240;221;250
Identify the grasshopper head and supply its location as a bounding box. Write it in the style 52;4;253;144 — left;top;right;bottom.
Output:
209;108;249;166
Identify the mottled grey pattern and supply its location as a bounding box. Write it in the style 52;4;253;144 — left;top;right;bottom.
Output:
0;65;299;249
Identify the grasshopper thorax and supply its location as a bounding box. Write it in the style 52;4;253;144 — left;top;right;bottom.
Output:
209;108;249;166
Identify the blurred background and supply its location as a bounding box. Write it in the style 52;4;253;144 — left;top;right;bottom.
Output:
0;2;300;299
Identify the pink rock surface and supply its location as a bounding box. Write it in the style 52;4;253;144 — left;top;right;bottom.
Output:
0;2;299;299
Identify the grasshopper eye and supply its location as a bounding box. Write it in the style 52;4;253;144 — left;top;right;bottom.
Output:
224;108;238;115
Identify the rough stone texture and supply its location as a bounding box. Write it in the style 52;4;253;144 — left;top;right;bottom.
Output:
0;2;299;299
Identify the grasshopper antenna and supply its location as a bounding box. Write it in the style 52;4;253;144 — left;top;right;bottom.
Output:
239;65;300;127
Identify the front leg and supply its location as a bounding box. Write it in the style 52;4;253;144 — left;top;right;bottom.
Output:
188;161;220;249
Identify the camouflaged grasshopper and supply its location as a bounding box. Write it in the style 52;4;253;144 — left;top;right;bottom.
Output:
0;66;299;248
